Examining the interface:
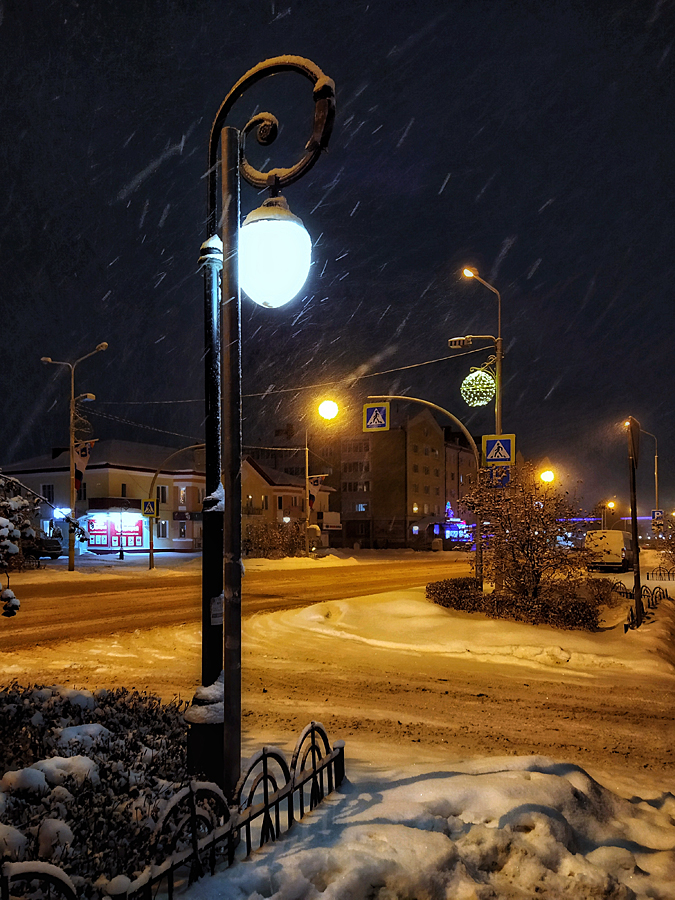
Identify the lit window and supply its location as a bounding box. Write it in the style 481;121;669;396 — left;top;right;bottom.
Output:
179;487;187;505
179;521;187;538
355;502;368;512
412;525;419;535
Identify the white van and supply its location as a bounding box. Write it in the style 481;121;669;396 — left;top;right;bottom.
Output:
584;530;634;572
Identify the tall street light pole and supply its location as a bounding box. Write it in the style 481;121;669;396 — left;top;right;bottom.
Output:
197;56;335;798
40;343;108;571
459;267;503;434
642;429;659;520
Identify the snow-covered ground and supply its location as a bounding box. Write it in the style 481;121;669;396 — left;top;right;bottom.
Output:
3;549;675;898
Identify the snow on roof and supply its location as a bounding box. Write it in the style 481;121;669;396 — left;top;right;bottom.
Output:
1;440;205;476
244;456;333;491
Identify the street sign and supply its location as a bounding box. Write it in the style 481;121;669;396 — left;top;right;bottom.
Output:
482;434;516;466
363;402;390;432
142;499;158;517
652;509;664;533
485;466;510;487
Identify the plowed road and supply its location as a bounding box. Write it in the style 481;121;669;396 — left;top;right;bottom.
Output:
0;557;472;650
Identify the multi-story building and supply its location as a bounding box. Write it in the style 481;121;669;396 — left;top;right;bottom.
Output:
318;409;478;549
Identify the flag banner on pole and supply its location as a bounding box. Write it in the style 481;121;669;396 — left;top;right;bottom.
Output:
74;441;97;489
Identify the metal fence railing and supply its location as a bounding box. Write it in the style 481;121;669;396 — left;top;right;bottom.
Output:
1;722;345;900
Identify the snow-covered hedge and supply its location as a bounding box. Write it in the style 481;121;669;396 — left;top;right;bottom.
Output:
426;576;606;631
243;519;305;558
0;683;191;897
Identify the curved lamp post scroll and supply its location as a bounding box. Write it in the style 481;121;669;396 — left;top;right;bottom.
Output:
367;395;483;589
198;57;335;798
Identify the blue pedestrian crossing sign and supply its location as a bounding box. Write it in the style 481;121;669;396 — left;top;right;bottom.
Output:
142;499;158;517
482;434;516;466
363;402;390;432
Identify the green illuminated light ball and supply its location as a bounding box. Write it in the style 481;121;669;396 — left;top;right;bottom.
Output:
460;370;496;407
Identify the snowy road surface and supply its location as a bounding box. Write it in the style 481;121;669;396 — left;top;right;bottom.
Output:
0;552;472;648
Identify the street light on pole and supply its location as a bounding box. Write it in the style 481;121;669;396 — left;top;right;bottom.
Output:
40;342;108;571
451;267;504;434
197;56;335;798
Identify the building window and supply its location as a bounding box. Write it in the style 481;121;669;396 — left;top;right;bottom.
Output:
424;446;430;456
77;483;87;502
435;487;440;496
156;485;168;505
262;494;268;510
412;444;419;453
156;520;168;538
424;485;430;494
451;472;455;481
423;466;430;475
412;483;419;493
179;521;187;538
278;496;283;510
41;484;55;504
412;464;419;473
424;503;429;514
355;502;368;513
179;487;186;505
434;468;440;477
412;502;419;513
121;483;128;498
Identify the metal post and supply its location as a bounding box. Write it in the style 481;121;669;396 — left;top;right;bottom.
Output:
305;429;310;554
627;418;642;626
220;126;242;798
68;367;76;571
200;230;225;687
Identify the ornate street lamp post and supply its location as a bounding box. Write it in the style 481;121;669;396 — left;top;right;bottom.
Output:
196;57;335;798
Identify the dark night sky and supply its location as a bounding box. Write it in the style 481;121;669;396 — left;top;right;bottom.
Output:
1;0;673;515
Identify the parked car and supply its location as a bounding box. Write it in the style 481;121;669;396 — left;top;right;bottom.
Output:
584;530;633;572
23;532;63;561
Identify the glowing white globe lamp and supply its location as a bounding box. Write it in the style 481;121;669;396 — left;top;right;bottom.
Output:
239;196;311;308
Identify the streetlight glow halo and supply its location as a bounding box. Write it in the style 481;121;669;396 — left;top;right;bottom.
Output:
239;197;312;308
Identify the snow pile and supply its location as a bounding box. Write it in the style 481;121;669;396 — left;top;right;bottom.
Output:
187;756;675;900
246;589;675;677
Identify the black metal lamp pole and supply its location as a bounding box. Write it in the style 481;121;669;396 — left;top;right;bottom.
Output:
626;417;643;626
197;57;335;799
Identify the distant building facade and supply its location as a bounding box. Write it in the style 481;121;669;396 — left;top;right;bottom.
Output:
2;441;337;554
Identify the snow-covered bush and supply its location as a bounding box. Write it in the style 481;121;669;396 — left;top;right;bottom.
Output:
426;576;603;630
0;683;191;897
463;463;589;607
244;519;305;558
0;478;42;615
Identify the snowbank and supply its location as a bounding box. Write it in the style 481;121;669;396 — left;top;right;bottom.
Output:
185;755;675;900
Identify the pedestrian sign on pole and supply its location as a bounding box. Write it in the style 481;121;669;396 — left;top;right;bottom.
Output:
142;499;158;517
363;402;390;432
482;434;516;467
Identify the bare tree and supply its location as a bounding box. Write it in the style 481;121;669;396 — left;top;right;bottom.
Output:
463;464;587;605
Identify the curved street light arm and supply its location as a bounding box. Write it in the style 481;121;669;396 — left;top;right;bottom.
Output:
206;55;336;236
367;394;483;589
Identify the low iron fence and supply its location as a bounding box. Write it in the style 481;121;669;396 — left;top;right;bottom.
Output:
646;566;675;581
613;581;670;631
1;722;344;900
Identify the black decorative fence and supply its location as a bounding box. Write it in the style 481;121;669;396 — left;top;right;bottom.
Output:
646;566;675;581
613;581;670;631
1;722;345;900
